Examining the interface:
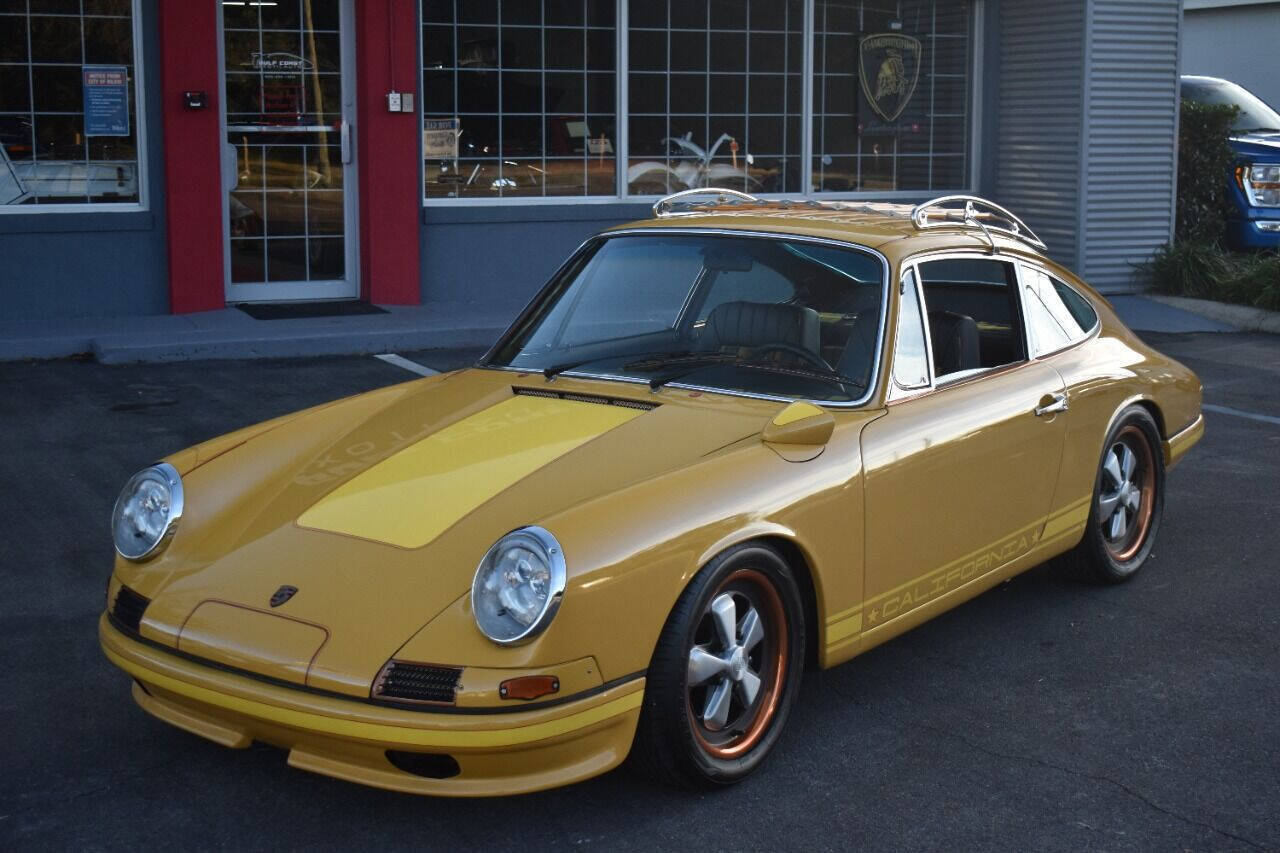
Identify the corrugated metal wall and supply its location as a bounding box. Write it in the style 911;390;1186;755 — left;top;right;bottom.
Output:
1183;4;1280;112
993;0;1181;292
993;1;1085;269
1081;1;1181;291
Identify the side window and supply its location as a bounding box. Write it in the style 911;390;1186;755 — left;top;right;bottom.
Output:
917;258;1026;380
1021;266;1098;356
893;269;930;389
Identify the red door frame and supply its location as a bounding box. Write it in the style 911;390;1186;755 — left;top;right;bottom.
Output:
160;0;420;313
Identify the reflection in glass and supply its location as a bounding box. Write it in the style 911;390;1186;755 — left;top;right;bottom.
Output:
0;2;140;206
223;1;348;285
422;1;618;198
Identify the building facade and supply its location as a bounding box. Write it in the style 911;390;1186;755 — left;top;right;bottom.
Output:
1183;0;1280;110
0;0;1182;322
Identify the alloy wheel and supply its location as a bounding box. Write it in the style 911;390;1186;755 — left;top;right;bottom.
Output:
685;569;787;759
1098;424;1156;562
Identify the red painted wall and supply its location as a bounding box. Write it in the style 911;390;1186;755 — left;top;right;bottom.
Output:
159;1;224;314
355;0;422;304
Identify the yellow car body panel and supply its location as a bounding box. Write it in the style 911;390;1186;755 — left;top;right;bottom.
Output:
101;208;1203;796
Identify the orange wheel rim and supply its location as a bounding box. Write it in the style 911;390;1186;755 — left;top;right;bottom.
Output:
685;568;788;760
1098;425;1156;562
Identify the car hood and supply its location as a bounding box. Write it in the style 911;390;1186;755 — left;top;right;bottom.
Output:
125;367;771;696
1230;131;1280;159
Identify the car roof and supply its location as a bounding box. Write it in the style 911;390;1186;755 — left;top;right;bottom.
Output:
604;192;1051;268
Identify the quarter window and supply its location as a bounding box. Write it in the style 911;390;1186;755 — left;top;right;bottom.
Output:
0;0;142;208
1021;265;1097;356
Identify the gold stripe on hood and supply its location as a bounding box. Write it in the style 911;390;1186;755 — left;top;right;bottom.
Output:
297;394;642;548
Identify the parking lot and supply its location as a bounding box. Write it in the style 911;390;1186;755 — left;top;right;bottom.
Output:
1;331;1277;851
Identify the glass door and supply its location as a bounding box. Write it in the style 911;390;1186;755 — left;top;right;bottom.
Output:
220;0;358;303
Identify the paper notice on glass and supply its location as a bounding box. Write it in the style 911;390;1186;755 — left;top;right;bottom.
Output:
83;65;130;137
0;143;30;205
424;118;460;160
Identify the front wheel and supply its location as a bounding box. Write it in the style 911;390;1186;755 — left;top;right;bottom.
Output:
1056;405;1165;584
631;543;805;788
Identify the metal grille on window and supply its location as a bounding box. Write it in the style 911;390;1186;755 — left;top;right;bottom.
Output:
422;0;619;199
0;0;140;206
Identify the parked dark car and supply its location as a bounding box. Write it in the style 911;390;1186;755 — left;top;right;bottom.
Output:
1181;76;1280;250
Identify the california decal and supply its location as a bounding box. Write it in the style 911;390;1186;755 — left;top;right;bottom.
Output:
858;33;922;122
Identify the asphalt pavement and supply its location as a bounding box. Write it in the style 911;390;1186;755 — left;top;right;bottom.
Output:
1;334;1277;851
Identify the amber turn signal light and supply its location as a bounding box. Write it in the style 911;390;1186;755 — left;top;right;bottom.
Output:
499;675;560;700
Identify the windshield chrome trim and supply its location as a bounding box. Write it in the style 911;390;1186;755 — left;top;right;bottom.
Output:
481;227;891;410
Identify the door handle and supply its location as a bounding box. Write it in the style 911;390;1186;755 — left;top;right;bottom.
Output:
1035;392;1069;417
340;121;352;164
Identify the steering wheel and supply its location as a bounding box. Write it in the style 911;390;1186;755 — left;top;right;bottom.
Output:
747;342;833;372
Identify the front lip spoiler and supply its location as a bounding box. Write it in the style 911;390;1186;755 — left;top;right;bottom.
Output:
100;614;645;750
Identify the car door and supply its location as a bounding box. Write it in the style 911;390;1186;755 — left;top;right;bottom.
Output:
859;255;1068;633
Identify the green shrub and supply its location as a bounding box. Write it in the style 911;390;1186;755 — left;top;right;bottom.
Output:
1147;242;1280;310
1175;99;1238;245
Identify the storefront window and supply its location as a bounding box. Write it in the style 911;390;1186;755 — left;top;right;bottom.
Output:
813;0;970;192
627;0;805;195
0;0;142;207
422;0;617;199
421;0;975;203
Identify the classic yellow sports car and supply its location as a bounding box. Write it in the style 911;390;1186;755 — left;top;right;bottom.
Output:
101;191;1203;796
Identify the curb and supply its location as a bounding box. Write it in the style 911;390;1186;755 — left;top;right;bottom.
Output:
1147;295;1280;334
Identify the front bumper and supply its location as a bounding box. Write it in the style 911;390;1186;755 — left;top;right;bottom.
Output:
99;614;644;797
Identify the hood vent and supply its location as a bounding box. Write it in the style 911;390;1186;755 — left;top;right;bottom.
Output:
513;386;657;411
373;660;463;706
112;584;150;633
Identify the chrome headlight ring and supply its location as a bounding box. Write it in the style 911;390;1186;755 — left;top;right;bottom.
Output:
470;526;567;646
111;462;184;562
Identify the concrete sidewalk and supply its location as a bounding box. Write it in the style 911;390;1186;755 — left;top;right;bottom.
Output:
0;294;1238;364
0;301;519;363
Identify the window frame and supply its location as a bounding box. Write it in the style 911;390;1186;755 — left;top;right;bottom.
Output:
0;0;150;215
480;226;892;409
892;249;1035;400
420;0;983;207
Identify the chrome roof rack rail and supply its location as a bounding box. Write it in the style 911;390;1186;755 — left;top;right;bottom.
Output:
910;195;1047;252
653;187;760;217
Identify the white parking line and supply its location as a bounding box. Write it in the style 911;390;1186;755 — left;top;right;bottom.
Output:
374;353;440;377
1203;403;1280;426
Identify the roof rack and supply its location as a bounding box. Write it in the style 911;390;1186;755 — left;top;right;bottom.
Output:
910;195;1047;251
651;188;1047;252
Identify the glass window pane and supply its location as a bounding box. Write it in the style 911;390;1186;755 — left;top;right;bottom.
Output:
1022;266;1096;356
2;1;141;208
627;0;804;196
813;0;971;193
894;270;930;388
423;1;617;199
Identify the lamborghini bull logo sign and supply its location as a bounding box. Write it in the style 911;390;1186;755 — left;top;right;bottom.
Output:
859;33;922;122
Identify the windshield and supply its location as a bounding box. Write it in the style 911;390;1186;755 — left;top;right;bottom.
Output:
486;233;886;404
1181;78;1280;133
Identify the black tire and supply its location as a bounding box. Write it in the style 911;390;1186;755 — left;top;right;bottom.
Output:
630;542;805;789
1055;405;1165;584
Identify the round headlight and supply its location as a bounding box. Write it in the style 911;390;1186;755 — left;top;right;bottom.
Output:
111;463;183;561
471;526;566;645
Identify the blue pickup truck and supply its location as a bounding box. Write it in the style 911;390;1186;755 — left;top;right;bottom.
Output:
1181;76;1280;250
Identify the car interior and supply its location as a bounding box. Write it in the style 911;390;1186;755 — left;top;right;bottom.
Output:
915;258;1027;380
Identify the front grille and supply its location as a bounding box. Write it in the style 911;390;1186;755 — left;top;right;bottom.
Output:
513;386;657;411
112;584;150;633
373;660;463;705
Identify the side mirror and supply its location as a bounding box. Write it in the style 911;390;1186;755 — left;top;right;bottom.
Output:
762;401;835;448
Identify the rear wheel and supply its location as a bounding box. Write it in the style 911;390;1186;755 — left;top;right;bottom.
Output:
631;543;804;788
1056;406;1164;583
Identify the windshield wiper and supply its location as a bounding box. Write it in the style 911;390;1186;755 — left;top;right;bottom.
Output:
541;358;596;379
735;360;867;391
644;355;740;390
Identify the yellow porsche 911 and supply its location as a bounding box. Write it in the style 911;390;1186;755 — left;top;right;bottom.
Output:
101;192;1203;796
